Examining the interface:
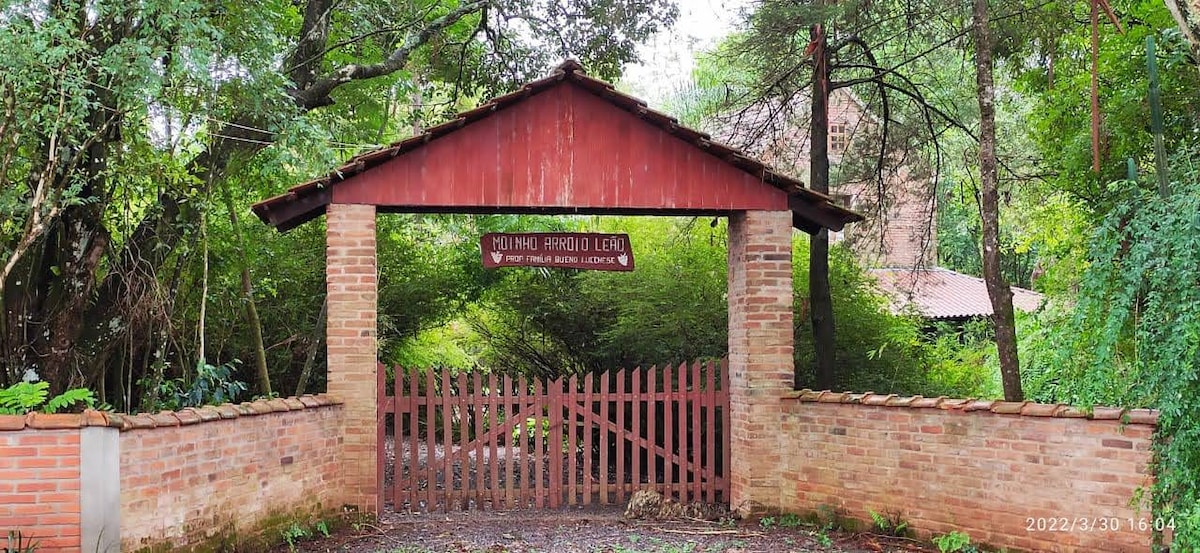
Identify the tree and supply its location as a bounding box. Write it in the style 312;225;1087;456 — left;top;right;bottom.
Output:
973;0;1023;401
0;0;677;402
711;0;972;390
1164;0;1200;70
808;24;838;390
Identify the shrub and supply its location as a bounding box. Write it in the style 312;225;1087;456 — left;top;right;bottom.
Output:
0;381;94;415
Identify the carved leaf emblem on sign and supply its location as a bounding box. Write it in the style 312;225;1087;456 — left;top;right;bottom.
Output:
490;251;503;264
617;253;628;266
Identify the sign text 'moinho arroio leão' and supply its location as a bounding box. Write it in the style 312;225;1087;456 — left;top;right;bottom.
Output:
481;232;634;271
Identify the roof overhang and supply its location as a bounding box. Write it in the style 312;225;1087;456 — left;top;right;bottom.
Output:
252;61;864;234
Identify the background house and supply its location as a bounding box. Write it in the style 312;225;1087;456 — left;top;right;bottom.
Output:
709;89;1043;320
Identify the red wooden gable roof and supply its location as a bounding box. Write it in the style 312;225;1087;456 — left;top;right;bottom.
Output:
251;60;863;233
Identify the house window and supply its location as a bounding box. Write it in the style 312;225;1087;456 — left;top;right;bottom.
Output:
830;123;848;153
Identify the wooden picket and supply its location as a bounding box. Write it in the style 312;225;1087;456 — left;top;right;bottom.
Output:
378;360;730;512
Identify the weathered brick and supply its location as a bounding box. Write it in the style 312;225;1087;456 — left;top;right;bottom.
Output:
326;203;379;513
777;401;1155;552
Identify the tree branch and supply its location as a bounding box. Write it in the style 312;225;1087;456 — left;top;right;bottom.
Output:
294;0;490;108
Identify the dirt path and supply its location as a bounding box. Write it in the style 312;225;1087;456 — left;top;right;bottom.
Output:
288;506;933;553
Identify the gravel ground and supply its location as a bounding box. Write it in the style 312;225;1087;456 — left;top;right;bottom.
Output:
285;506;934;553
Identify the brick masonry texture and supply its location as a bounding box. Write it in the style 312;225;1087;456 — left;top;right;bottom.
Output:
779;391;1157;552
727;210;795;516
0;428;82;551
326;203;379;513
118;398;345;551
0;396;343;552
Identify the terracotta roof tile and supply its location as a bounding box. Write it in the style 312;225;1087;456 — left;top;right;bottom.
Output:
870;268;1045;319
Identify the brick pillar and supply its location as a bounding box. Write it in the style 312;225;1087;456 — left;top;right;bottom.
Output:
727;210;794;516
325;203;379;513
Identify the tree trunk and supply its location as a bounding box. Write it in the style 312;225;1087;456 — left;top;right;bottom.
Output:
295;297;328;397
808;24;837;391
1163;0;1200;72
220;180;272;397
973;0;1024;401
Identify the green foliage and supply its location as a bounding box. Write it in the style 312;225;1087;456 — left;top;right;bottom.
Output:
0;0;679;409
0;382;95;415
798;247;999;397
470;217;727;377
867;509;911;537
1029;149;1200;547
280;521;310;552
138;360;247;412
777;513;804;529
1014;0;1200;211
467;216;993;397
932;531;976;553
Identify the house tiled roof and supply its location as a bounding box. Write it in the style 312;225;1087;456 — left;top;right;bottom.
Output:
251;60;863;233
870;267;1044;320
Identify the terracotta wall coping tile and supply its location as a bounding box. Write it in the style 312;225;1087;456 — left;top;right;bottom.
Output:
910;397;946;409
0;395;343;432
862;394;895;406
791;389;1158;426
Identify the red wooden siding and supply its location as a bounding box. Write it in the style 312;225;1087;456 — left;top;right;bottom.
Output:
334;84;789;212
377;360;731;512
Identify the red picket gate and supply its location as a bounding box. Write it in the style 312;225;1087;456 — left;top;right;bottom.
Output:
377;360;730;512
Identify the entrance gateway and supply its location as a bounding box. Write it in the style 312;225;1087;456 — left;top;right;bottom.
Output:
251;60;861;514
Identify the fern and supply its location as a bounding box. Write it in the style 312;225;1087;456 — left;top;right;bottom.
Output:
0;381;94;415
43;388;95;414
0;382;49;415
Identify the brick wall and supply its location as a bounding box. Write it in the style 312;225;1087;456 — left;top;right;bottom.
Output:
778;391;1157;552
118;396;344;551
326;203;379;513
726;210;794;515
0;397;343;553
0;423;83;551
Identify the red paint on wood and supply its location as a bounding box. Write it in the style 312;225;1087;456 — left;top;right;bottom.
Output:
472;372;484;510
504;374;516;509
515;374;528;509
599;371;610;505
380;362;731;512
488;372;500;509
663;363;675;501
377;362;388;510
404;372;416;511
456;372;469;510
631;367;642;496
615;369;627;505
549;377;564;508
720;359;731;500
691;361;702;503
424;370;436;512
534;378;545;509
583;372;594;506
704;360;717;504
333;84;789;212
647;365;658;497
567;374;579;506
441;370;453;512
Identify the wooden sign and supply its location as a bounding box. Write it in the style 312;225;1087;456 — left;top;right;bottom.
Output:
481;232;634;271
